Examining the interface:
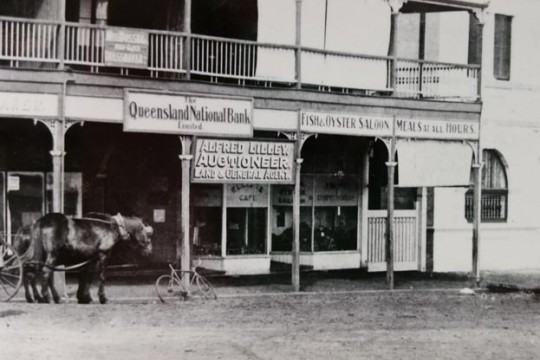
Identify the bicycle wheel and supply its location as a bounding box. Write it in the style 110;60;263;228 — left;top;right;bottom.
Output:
195;275;217;300
155;275;185;303
0;244;23;302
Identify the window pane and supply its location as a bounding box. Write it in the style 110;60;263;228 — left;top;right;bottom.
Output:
494;14;512;80
226;208;266;255
271;206;312;251
314;206;357;251
193;207;222;256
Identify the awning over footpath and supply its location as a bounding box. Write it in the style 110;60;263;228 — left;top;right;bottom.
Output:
397;140;473;187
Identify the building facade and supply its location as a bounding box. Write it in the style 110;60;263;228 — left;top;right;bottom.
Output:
0;0;534;277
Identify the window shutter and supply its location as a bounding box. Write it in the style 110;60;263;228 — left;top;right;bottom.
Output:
494;14;512;80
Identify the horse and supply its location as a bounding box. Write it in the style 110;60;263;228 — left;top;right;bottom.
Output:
28;212;153;304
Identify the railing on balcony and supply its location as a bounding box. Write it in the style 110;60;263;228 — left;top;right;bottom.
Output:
465;189;508;222
0;16;59;64
0;17;481;101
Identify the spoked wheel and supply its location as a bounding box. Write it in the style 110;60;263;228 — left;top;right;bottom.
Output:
0;243;23;302
196;275;217;300
155;275;186;304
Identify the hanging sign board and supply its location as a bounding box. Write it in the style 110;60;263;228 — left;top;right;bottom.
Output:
7;176;20;191
124;90;253;136
300;110;479;141
226;184;269;208
105;28;148;68
192;138;295;184
272;176;313;206
313;176;358;206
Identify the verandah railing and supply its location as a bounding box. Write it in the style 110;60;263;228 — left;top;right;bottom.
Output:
0;16;480;101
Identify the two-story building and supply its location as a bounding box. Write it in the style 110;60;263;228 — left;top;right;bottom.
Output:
3;0;530;281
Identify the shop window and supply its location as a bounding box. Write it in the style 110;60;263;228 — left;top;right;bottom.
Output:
226;208;266;255
314;206;357;251
494;14;512;81
465;150;508;222
271;175;359;252
193;207;222;256
226;184;268;255
192;184;222;256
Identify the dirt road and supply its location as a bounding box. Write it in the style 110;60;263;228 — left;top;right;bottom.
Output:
1;290;539;360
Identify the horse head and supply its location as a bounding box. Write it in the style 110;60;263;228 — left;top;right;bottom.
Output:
112;214;153;256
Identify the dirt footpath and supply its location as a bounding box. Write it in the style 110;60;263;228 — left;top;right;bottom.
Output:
1;290;540;360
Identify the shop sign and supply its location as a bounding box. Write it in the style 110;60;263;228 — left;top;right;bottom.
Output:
124;90;253;136
394;118;479;140
300;111;393;137
105;28;148;68
300;110;480;140
314;176;358;206
272;176;314;206
226;184;268;208
192;138;295;184
7;176;20;191
0;92;58;118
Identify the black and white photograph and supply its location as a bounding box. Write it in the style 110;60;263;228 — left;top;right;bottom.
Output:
0;0;539;359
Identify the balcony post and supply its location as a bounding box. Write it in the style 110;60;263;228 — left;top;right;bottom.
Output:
183;0;192;80
295;0;303;89
472;9;486;100
58;0;66;70
387;0;406;96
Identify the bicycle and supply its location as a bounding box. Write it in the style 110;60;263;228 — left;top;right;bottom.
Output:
155;260;217;303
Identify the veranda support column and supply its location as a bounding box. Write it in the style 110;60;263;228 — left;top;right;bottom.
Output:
292;157;303;292
179;136;193;290
472;161;483;286
183;0;192;79
385;160;397;290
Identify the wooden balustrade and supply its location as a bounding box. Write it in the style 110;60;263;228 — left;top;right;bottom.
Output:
0;16;481;101
367;210;418;269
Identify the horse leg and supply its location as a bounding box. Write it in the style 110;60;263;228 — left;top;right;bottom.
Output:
39;264;52;303
40;256;61;304
49;272;61;304
77;269;93;304
23;267;34;303
29;269;43;303
97;254;108;304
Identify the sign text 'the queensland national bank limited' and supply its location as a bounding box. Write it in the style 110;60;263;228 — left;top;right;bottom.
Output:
124;90;253;137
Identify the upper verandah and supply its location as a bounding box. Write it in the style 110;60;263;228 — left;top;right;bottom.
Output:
0;0;487;102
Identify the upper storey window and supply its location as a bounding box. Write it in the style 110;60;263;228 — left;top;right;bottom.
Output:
493;14;512;81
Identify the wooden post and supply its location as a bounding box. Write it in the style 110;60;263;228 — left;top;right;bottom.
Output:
388;0;404;95
472;155;483;286
475;18;484;100
179;136;193;290
385;118;397;290
58;0;66;70
295;0;302;89
183;0;192;80
292;156;303;292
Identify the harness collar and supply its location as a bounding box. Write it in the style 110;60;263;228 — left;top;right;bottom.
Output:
112;213;130;241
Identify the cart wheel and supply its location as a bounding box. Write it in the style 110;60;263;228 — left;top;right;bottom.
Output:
0;243;23;302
